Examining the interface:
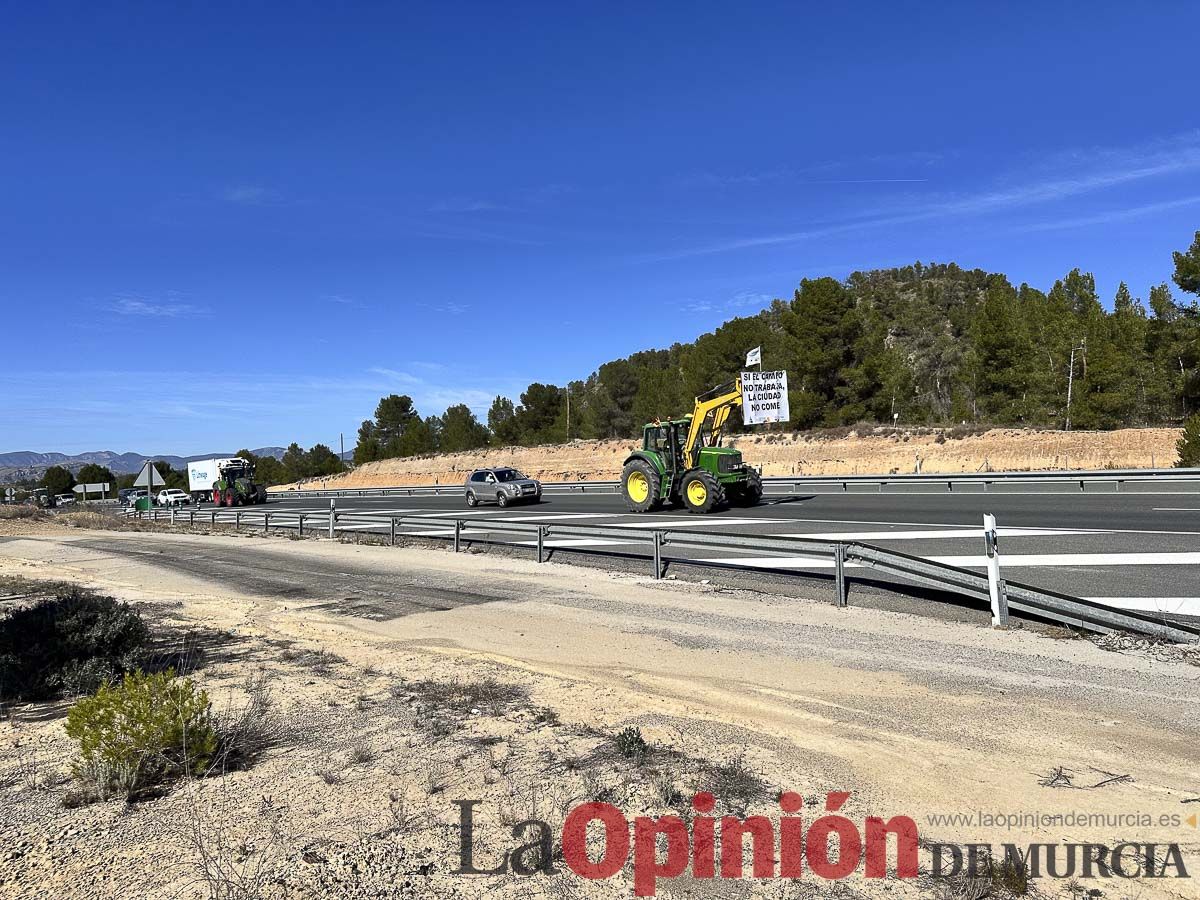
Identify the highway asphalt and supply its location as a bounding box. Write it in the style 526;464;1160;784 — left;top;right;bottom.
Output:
246;487;1200;617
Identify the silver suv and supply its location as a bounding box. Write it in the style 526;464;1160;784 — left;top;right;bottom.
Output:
465;468;542;507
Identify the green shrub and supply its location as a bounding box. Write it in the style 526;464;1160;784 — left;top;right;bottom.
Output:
613;726;649;763
0;588;149;701
1177;414;1200;468
65;670;216;798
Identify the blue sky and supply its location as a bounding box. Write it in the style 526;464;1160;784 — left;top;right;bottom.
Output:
4;3;1200;454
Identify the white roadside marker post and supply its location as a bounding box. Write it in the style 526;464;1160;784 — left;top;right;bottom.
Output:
328;499;336;539
984;513;1009;627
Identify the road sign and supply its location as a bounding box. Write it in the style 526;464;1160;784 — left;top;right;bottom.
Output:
4;488;14;500
73;482;110;495
133;463;166;490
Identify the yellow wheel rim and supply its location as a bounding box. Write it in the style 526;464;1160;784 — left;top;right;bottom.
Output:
686;479;708;506
627;471;650;503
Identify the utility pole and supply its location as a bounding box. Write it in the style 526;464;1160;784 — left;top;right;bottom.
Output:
565;385;570;440
339;433;344;465
1065;340;1085;431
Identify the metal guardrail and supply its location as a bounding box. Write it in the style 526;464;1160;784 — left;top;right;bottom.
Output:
128;505;1200;644
267;467;1200;499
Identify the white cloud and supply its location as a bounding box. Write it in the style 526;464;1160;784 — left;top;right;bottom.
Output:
645;131;1200;261
109;294;209;317
429;198;506;213
222;184;283;205
1020;194;1200;233
679;290;774;316
418;301;469;315
0;365;534;452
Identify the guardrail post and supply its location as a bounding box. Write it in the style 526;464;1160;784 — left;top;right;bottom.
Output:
235;510;241;530
983;514;1008;627
390;517;396;546
834;543;847;607
653;531;663;579
170;507;175;525
189;509;195;527
537;525;546;563
211;510;216;528
298;514;305;538
454;520;462;553
328;499;336;538
264;512;270;533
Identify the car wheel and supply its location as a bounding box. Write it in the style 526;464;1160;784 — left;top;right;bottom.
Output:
466;491;478;508
496;492;508;507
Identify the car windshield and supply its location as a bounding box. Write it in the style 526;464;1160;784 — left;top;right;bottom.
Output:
494;469;525;482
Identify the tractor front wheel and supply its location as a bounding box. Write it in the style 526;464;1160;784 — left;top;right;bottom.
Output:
730;469;764;507
621;459;662;513
681;469;723;514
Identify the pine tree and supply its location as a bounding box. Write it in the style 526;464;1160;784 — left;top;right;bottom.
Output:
1177;414;1200;467
1172;231;1200;296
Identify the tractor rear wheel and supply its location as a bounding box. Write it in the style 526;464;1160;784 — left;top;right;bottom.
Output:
621;459;662;513
730;469;764;507
681;469;723;514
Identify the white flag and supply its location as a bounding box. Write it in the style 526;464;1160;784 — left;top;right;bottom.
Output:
745;346;761;367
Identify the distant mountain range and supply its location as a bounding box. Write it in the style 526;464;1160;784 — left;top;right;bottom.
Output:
0;448;286;481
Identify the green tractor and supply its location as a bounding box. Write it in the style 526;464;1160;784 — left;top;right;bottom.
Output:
620;377;764;514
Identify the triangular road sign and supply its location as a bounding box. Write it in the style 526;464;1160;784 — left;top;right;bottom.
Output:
133;462;166;489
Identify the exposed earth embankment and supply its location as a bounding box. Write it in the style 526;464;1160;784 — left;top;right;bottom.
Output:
274;426;1181;491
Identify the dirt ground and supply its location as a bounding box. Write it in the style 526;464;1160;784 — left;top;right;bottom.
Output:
276;427;1182;491
1;521;1198;899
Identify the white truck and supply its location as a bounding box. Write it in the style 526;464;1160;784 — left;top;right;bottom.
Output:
188;457;266;506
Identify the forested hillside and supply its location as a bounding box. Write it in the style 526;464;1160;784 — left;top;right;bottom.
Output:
353;233;1200;463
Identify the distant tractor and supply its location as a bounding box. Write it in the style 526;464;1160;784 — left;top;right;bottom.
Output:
188;457;267;506
621;377;764;514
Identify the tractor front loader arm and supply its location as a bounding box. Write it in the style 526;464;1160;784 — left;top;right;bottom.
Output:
682;376;743;467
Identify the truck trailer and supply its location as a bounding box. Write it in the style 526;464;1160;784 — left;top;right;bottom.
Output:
188;457;267;506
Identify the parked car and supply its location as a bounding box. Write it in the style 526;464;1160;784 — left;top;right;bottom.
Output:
53;493;75;507
120;489;149;507
156;488;192;507
464;468;542;507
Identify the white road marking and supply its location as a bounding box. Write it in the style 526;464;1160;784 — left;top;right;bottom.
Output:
512;538;634;548
409;509;503;517
617;517;789;529
1154;508;1200;511
781;527;1107;541
1085;597;1200;616
698;551;1200;569
398;528;494;537
493;513;628;522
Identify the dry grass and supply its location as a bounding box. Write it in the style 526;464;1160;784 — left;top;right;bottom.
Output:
278;647;346;675
0;505;45;521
